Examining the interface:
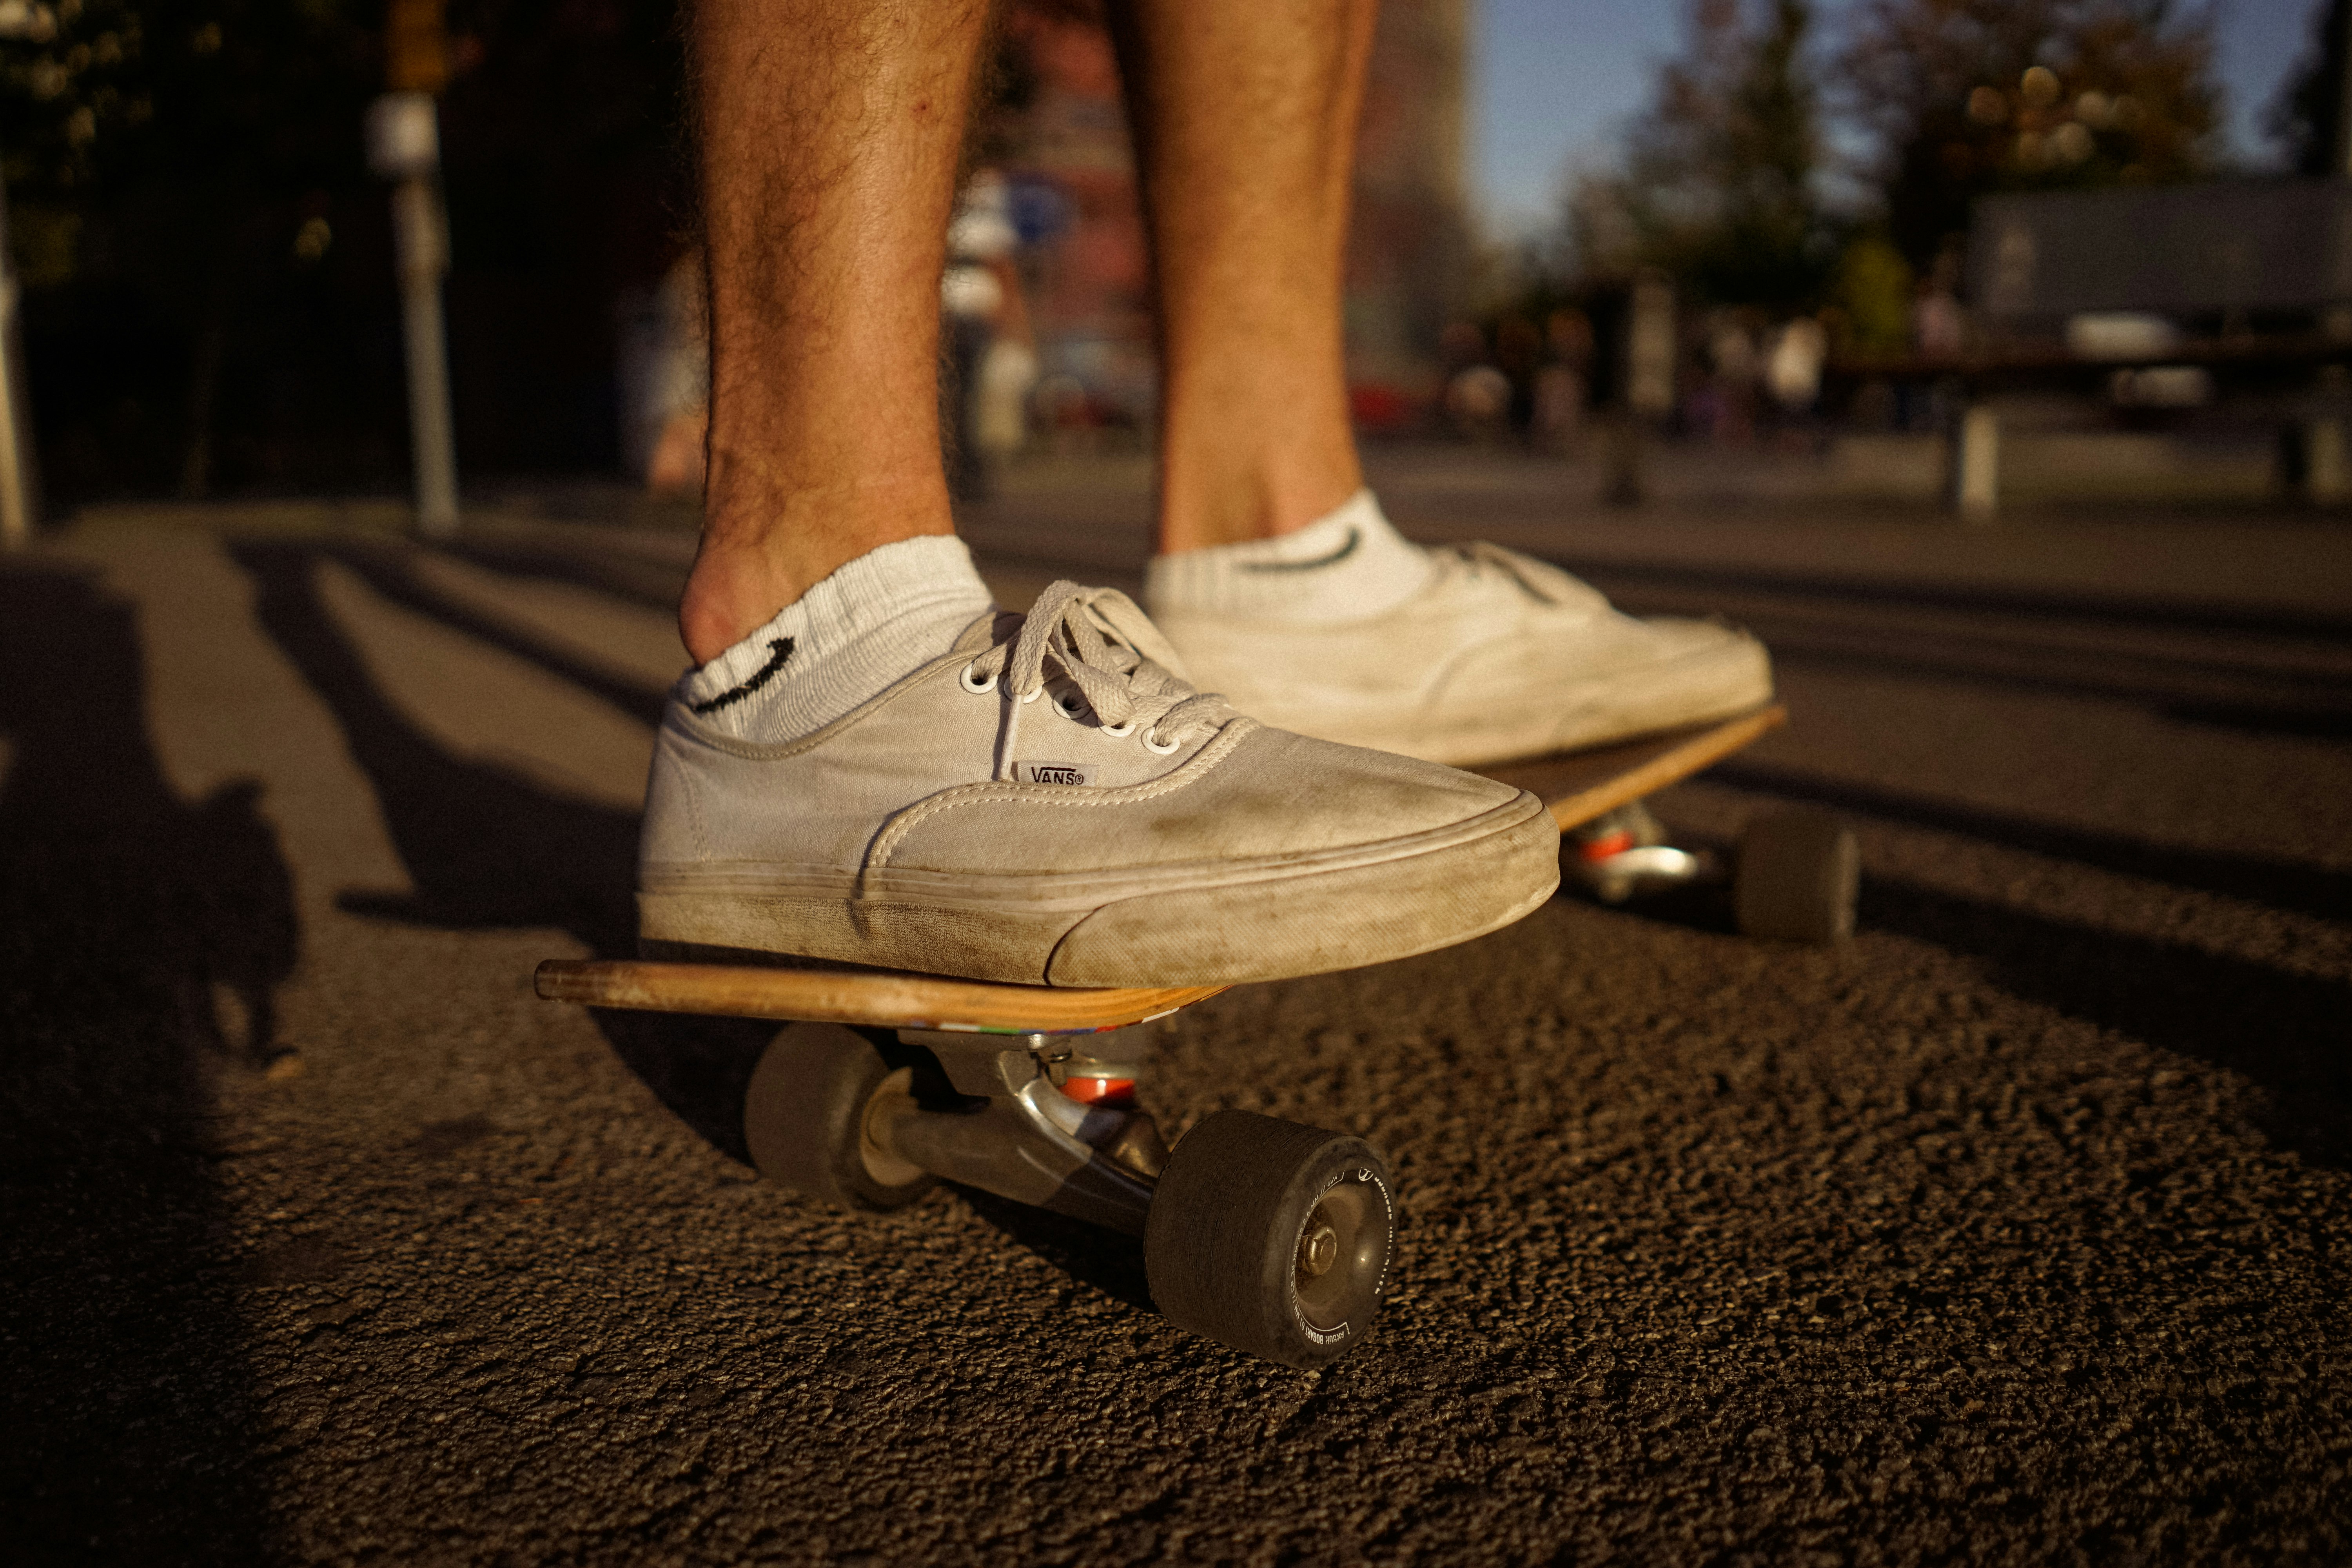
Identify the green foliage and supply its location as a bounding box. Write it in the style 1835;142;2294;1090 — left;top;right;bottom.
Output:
0;0;690;494
1830;232;1915;352
0;1;381;493
2267;0;2348;176
0;0;377;262
1574;0;1837;312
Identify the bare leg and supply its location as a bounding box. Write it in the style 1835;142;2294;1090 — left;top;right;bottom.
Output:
679;0;991;664
1109;0;1377;554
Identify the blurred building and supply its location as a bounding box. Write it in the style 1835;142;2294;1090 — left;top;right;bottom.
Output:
1346;0;1474;419
1969;179;2352;342
994;0;1474;439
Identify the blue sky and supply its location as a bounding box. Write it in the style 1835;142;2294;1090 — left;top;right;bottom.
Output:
1472;0;2327;240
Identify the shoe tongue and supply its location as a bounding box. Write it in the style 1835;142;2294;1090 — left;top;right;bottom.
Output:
1465;545;1611;613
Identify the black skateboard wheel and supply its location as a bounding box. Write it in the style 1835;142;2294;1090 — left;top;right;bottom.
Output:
743;1023;936;1212
1145;1110;1394;1370
1735;810;1860;944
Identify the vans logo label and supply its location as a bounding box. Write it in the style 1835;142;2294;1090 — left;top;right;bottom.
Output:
1018;761;1098;786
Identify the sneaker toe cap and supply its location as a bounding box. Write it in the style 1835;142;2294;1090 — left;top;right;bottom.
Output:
1133;726;1535;861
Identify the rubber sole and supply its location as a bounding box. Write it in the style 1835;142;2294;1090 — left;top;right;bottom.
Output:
638;790;1559;988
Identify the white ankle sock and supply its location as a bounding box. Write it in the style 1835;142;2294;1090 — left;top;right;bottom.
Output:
1143;490;1432;627
677;535;993;743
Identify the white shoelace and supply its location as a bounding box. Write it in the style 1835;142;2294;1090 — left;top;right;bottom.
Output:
964;581;1236;780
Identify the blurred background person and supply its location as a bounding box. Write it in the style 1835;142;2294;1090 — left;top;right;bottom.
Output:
940;169;1037;500
1532;307;1594;453
636;249;712;497
1764;312;1826;445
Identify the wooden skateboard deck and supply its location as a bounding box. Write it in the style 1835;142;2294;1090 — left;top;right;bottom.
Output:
535;704;1786;1034
534;958;1223;1036
1485;702;1784;834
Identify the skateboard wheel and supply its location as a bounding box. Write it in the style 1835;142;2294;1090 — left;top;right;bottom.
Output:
1735;810;1860;944
742;1023;936;1212
1144;1110;1394;1370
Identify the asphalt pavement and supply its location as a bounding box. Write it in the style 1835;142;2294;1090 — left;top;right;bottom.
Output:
5;456;2348;1564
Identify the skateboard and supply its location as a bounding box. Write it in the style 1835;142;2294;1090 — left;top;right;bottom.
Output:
535;702;1856;1369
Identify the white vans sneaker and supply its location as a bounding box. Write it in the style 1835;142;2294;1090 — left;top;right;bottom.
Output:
638;579;1559;987
1146;492;1773;768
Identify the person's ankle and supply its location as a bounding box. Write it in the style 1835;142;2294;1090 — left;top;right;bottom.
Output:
679;539;804;666
1145;489;1430;626
684;460;960;662
675;534;993;743
1153;430;1362;553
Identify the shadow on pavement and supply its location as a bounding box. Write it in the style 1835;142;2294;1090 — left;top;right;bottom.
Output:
1551;556;2352;645
1628;798;2350;1166
0;562;291;1564
1713;760;2352;925
435;536;686;614
955;1190;1156;1314
1857;875;2352;1169
321;541;668;727
229;540;773;1159
1749;639;2352;741
233;541;641;948
1573;559;2352;739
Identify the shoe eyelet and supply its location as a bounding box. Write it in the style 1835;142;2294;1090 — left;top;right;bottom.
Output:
1055;695;1085;720
960;663;998;695
1018;686;1044;705
1142;729;1181;755
1100;720;1135;738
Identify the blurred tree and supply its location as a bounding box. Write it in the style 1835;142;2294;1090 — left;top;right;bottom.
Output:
2266;0;2348;175
1829;231;1916;353
1839;0;2220;271
0;0;381;492
1572;0;1835;312
431;0;690;472
0;0;686;499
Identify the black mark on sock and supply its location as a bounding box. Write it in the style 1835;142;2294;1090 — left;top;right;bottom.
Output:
1238;526;1359;572
689;638;794;715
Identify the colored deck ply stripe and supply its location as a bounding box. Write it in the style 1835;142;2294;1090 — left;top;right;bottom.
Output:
534;958;1228;1033
1477;704;1788;833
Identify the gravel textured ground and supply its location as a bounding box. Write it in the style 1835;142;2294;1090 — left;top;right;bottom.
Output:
4;461;2349;1564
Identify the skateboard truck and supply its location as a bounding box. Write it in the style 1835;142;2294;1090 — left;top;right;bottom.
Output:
705;998;1392;1370
1564;799;1717;905
869;1031;1162;1237
1562;798;1859;943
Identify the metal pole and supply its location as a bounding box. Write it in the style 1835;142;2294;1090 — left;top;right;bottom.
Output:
391;174;458;535
0;0;54;550
368;91;458;537
1953;402;1999;522
0;174;40;549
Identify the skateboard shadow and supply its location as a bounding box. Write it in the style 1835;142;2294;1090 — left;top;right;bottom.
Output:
1857;875;2352;1170
953;1190;1156;1315
0;561;289;1563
